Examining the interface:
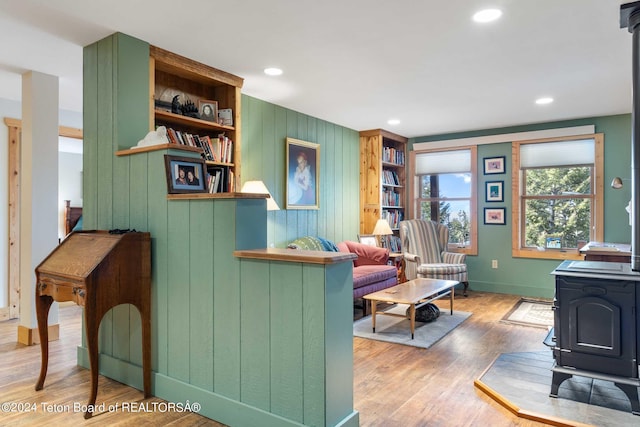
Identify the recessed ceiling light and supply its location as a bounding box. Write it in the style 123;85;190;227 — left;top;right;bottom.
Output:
264;67;283;76
535;97;554;105
473;9;503;23
387;119;400;125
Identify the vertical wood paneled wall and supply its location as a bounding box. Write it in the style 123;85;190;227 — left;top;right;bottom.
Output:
81;32;359;427
241;95;361;247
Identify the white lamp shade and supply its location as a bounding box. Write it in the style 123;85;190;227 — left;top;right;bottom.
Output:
241;180;280;211
372;219;393;235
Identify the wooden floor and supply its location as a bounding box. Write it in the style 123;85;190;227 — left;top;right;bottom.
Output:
0;292;553;426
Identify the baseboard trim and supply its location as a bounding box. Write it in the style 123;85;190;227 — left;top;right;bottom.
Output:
76;347;359;427
17;323;59;346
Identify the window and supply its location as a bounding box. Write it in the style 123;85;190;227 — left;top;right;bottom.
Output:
512;134;603;259
411;147;477;255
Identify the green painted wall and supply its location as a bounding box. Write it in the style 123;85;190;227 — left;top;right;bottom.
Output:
411;114;632;298
81;32;359;427
241;95;360;248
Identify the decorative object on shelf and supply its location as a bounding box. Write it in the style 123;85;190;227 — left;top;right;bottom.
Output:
545;236;562;249
164;155;207;194
483;156;506;174
358;234;378;247
373;218;393;248
286;137;320;210
171;95;181;114
135;126;169;148
198;100;218;122
181;99;200;118
485;180;504;202
218;108;233;126
154;99;172;112
484;207;506;225
241;180;280;210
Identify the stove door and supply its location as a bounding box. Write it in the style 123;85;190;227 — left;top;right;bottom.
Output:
556;275;637;378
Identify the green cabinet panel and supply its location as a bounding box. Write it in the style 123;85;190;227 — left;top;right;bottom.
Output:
189;200;215;391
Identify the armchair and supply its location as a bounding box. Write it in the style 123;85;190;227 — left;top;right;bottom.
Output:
399;219;469;296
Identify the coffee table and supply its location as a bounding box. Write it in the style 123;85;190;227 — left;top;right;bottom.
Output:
363;278;458;339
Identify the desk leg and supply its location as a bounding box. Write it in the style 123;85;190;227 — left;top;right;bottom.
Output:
141;306;151;398
35;293;53;391
371;300;377;333
83;308;99;419
409;304;416;339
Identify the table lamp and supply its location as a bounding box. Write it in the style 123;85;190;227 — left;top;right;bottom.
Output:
241;180;280;211
373;218;393;248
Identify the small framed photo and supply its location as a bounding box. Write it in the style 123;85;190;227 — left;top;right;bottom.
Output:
546;236;562;249
358;234;378;247
164;155;207;194
484;207;506;225
485;181;504;202
483;156;506;174
198;100;218;122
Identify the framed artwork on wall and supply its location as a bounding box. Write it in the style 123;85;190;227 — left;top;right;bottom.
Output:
286;137;320;209
483;156;506;174
358;234;378;247
164;155;207;194
484;207;506;225
485;181;504;202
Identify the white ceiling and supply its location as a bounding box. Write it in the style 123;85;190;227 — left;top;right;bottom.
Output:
0;0;635;138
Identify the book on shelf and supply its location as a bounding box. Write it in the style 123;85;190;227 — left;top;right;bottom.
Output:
382;170;400;186
215;133;233;164
163;128;233;165
383;146;405;165
207;166;227;193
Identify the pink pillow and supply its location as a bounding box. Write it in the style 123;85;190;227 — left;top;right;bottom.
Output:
343;241;389;266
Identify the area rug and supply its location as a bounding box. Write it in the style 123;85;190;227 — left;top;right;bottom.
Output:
475;351;638;426
353;304;471;349
500;298;553;329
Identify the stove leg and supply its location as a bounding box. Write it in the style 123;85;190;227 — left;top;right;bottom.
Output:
550;371;572;398
614;382;640;415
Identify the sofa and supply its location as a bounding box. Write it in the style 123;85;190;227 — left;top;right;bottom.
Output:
288;237;398;313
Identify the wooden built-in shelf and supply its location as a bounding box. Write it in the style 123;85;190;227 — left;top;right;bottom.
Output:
115;143;201;157
167;192;268;200
154;110;234;133
234;248;357;265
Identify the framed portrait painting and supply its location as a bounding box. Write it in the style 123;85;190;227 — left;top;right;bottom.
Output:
164;155;207;194
286;138;320;209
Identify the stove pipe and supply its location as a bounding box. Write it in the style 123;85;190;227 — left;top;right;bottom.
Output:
621;2;640;271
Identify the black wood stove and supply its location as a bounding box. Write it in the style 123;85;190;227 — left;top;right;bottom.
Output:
545;2;640;415
550;261;640;415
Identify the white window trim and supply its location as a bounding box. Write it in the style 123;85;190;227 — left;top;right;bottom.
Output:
413;125;595;151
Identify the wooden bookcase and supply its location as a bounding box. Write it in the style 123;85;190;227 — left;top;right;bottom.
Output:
149;46;243;192
359;129;408;247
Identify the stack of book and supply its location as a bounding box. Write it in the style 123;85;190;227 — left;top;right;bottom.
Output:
164;128;233;164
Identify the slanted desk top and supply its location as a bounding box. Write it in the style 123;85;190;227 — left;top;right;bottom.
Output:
35;230;151;419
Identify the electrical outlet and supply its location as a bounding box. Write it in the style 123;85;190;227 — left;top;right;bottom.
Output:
491;259;498;269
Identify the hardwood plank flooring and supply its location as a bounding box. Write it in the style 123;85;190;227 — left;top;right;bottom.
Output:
0;292;552;426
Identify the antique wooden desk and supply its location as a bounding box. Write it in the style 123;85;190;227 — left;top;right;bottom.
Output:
34;230;151;419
